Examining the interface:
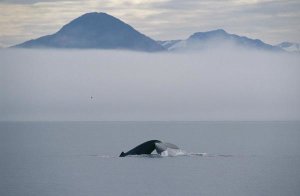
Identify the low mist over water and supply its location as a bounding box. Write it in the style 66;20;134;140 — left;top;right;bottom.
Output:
1;49;300;121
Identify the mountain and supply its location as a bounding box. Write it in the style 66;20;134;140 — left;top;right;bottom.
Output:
276;42;300;53
159;29;281;52
14;12;164;52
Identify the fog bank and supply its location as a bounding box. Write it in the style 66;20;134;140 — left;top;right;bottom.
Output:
1;49;299;121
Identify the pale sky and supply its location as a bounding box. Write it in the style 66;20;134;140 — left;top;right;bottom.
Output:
0;0;299;47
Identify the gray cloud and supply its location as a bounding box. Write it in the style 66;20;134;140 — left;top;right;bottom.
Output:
0;0;80;4
0;0;299;47
140;0;300;41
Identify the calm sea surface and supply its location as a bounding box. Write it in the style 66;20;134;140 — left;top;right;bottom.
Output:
0;121;300;196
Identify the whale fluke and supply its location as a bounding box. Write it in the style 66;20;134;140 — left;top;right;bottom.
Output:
119;140;181;157
119;140;161;157
154;142;179;154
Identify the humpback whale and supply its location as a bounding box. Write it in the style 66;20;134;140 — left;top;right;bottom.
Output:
119;140;182;157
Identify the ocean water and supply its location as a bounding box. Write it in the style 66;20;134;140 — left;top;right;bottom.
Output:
0;121;300;196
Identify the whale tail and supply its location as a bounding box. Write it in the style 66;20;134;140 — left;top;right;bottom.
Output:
120;151;126;157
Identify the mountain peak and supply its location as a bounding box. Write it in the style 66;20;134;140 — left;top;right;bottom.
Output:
189;29;228;40
69;12;119;23
206;29;227;34
83;12;108;16
57;12;129;36
15;12;164;52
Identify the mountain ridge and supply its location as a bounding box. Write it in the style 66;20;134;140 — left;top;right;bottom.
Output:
14;12;291;53
159;29;281;51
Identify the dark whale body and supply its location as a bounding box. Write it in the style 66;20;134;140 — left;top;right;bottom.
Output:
119;140;162;157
